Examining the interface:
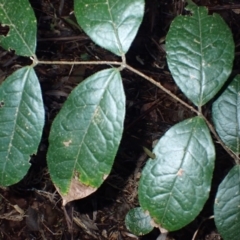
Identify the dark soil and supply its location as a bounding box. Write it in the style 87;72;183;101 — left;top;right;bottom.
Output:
0;0;240;239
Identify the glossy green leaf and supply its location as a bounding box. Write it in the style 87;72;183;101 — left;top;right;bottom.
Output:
0;0;37;56
212;75;240;154
47;68;125;199
166;4;234;107
74;0;144;56
0;67;45;186
125;207;154;236
138;116;215;231
214;165;240;240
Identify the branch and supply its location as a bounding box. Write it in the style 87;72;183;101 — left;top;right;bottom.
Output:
125;64;198;115
125;64;239;163
34;56;239;163
37;60;122;66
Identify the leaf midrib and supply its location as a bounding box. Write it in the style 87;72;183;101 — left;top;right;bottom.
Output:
1;67;29;184
72;69;117;186
197;8;204;107
161;118;199;227
106;0;124;56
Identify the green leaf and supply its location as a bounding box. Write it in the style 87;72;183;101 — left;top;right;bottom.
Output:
0;0;37;56
0;67;45;186
214;165;240;240
212;75;240;154
125;207;154;236
166;4;234;107
47;68;125;202
74;0;145;56
138;116;215;231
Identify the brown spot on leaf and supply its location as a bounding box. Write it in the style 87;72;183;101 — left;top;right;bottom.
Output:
150;219;156;227
63;139;72;147
58;179;97;206
151;218;169;234
177;168;184;176
145;210;150;216
102;174;108;180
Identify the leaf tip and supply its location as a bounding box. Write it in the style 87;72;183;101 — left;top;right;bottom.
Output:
59;178;97;206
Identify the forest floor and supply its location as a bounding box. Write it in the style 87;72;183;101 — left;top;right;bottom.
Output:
0;0;240;239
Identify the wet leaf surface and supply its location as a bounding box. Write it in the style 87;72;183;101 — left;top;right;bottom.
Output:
74;0;145;56
166;4;234;107
0;0;238;239
0;0;37;56
0;67;44;186
47;68;125;197
212;75;240;154
139;117;215;231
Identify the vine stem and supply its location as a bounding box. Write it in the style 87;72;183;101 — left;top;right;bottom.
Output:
125;64;198;114
125;64;239;164
202;116;239;163
36;59;122;66
35;57;239;163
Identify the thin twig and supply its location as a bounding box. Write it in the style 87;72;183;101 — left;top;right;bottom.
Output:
125;64;198;114
192;215;214;240
201;116;239;164
37;35;89;42
207;4;240;11
36;56;239;162
125;64;239;163
37;60;122;66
